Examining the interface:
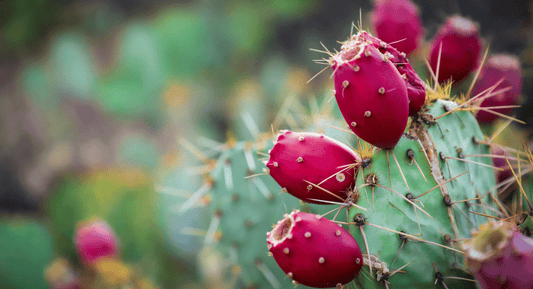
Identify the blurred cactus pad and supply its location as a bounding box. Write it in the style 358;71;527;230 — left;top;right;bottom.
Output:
0;218;53;289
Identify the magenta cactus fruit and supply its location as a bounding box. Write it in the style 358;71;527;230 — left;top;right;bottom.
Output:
74;218;119;264
429;15;482;83
355;31;426;116
267;210;363;287
371;0;424;55
333;35;409;149
465;221;533;289
473;54;522;124
266;131;361;204
491;146;513;183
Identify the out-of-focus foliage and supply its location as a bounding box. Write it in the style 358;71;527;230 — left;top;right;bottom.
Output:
0;219;53;289
46;167;165;285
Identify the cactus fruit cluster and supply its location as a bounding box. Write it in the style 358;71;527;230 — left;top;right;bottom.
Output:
175;3;532;289
261;14;528;289
176;131;344;288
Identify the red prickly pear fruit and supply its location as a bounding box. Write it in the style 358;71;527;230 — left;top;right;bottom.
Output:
333;37;409;149
75;219;119;265
267;210;363;288
429;16;482;84
491;147;513;183
371;0;424;55
465;221;533;289
266;131;361;204
356;31;426;116
473;54;522;124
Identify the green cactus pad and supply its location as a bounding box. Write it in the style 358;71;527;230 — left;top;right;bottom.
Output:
0;219;53;289
349;99;497;289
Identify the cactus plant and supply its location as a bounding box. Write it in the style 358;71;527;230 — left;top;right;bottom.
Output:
192;137;338;288
175;93;358;288
258;25;520;288
349;97;498;288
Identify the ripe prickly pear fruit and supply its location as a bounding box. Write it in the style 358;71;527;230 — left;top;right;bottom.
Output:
371;0;423;55
465;221;533;289
473;54;522;124
75;218;119;265
266;131;361;204
429;16;482;83
333;37;409;149
356;31;426;116
267;210;363;288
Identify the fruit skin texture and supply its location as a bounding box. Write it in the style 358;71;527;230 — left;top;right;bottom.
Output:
333;39;409;149
473;54;522;124
465;221;533;289
356;31;426;116
267;210;363;288
395;52;426;116
429;16;482;83
371;0;423;55
266;131;361;204
75;219;119;264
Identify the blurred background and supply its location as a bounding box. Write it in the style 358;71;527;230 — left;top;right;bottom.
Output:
1;0;533;288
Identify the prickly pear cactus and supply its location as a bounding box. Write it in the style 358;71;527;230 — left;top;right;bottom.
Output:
176;88;358;288
349;98;499;288
194;136;338;289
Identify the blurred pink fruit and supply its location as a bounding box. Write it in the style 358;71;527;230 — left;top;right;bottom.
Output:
75;219;119;264
473;54;522;124
491;146;513;184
